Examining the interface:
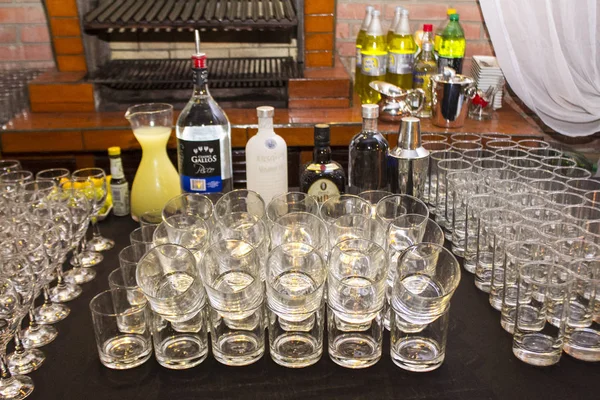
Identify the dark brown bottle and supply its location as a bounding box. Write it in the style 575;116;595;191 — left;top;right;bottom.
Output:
300;124;346;203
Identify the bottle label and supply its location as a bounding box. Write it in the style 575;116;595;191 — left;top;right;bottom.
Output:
361;54;387;76
388;51;414;75
177;138;223;193
355;46;362;68
111;182;130;216
109;158;125;180
307;178;340;203
438;56;464;74
413;71;432;91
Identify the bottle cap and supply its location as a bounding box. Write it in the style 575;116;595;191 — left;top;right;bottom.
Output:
394;6;403;14
398;117;422;150
257;106;274;118
314;124;330;145
422;42;433;51
423;24;433;32
450;14;459;21
108;146;121;156
447;8;457;15
362;104;379;119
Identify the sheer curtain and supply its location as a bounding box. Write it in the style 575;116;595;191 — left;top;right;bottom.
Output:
480;0;600;137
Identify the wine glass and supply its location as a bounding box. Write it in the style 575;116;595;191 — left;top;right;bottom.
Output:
72;168;114;252
0;160;21;174
0;265;35;399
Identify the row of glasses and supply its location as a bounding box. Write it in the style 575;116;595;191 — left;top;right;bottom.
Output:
425;134;600;365
93;189;452;372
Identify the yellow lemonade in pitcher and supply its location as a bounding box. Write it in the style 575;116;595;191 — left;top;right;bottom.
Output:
130;126;181;220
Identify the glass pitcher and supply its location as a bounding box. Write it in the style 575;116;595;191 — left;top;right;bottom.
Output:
125;103;181;221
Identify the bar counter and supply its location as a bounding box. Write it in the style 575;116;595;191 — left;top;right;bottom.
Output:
25;214;598;400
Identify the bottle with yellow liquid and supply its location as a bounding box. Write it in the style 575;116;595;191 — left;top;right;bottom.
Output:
360;10;387;104
386;9;416;90
354;6;374;98
386;6;403;44
124;103;181;221
434;8;456;58
438;13;466;73
413;39;437;118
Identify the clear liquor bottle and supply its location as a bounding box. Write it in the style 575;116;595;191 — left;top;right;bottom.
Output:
348;104;389;194
300;124;346;203
176;31;233;194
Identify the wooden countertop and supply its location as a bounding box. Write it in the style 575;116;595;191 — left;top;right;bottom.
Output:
1;96;544;154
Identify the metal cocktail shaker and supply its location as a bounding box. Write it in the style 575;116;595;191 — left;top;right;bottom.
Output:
389;117;429;200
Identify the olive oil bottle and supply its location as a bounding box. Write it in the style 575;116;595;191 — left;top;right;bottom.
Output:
360;10;387;104
354;6;373;98
386;9;416;90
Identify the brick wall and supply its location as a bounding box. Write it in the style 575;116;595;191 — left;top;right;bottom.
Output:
335;0;494;76
0;0;54;69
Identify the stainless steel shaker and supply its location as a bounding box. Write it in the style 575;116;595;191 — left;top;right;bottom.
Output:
389;117;429;200
431;67;476;128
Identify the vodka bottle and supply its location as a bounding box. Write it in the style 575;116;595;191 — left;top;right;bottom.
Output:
245;106;288;204
176;31;233;194
348;104;389;194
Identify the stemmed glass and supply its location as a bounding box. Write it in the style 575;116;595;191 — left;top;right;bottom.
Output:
0;264;35;399
0;160;21;174
72;168;114;253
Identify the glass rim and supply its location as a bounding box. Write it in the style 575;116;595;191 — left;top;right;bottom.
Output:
162;193;215;220
518;262;574;287
430;150;462;161
568;259;600;282
272;210;326;229
72;168;106;179
397;242;461;293
107;267;138;289
35;168;70;179
266;191;319;222
329;238;388;284
89;288;147;317
124;102;173;117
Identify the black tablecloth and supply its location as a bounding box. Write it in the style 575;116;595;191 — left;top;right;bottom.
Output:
26;215;599;400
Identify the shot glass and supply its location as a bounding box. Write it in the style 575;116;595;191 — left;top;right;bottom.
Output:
138;209;163;227
266;243;326;368
501;242;556;333
162;193;215;228
136;244;205;323
489;223;540;310
214;189;266;222
266;192;319;224
319;194;371;227
200;239;265;366
148;304;209;369
553;166;592;183
328;239;387;368
434;159;472;232
329;214;386;248
512;262;573;366
270;212;329;255
375;194;429;228
565;178;600;196
564;259;600;361
89;288;152;370
475;209;522;293
118;242;148;270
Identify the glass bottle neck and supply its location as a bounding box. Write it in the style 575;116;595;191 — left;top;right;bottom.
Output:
193;68;210;97
257;117;274;135
362;117;378;133
314;143;332;163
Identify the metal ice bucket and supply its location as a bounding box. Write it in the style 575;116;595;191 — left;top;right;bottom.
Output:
431;69;476;129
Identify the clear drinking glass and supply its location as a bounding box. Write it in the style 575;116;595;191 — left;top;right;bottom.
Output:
564;259;600;361
358;190;393;218
319;194;371;227
423;142;453;208
549;191;587;210
494;148;529;162
512;262;573;366
89;288;152;369
270;212;329;256
565;178;600;196
481;132;511;142
540;156;577;170
162;193;215;227
0;160;21;174
214;189;265;222
507;158;543;172
485;139;518;151
584;190;600;207
563;205;600;227
421;133;449;144
129;225;157;253
328;239;387;368
434;159;472;232
266;243;326;368
526;148;562;160
153;214;210;254
527;179;567;196
516;168;554;183
464;194;505;273
553;166;592;182
199;239;265;366
450;133;481;143
451;141;483;153
461;149;496;164
428;150;462;215
538;221;586;245
138;209;163;227
375;194;429;229
329;214;386;248
517;138;550;151
501;241;556;333
451;180;491;257
266;192;319;224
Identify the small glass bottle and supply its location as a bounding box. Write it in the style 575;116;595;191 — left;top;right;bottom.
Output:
348;104;389;194
107;146;130;217
386;9;416;90
245;106;288;204
300;124;346;203
413;40;437;118
176;31;233;194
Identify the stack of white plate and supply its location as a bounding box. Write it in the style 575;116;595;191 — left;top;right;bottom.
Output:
471;56;504;109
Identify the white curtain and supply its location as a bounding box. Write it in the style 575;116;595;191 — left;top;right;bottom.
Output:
480;0;600;137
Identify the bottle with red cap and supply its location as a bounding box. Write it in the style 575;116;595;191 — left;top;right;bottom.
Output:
414;23;435;57
176;30;233;194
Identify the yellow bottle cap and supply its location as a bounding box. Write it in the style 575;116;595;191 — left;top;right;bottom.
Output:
108;146;121;156
447;8;457;15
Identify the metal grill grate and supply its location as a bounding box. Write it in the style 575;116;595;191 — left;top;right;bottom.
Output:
89;57;301;90
84;0;298;31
